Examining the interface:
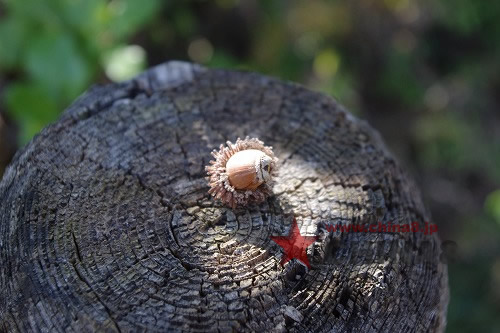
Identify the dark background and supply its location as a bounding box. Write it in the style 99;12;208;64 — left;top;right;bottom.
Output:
1;1;499;331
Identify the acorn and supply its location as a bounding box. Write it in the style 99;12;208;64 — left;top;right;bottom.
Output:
205;137;278;208
226;149;273;190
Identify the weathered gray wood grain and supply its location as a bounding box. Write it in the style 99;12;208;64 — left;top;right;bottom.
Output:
0;61;448;332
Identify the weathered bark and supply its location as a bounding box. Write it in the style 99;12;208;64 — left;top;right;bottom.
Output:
0;61;448;332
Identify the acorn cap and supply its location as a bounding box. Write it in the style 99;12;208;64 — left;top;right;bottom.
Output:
205;137;278;208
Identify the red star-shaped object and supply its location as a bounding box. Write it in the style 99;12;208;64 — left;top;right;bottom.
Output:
271;218;317;269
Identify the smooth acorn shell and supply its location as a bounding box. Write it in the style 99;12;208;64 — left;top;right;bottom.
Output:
226;149;268;190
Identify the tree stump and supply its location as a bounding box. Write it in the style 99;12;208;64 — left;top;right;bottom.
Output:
0;62;448;332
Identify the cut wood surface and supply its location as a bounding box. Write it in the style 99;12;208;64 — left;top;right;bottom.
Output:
0;61;448;332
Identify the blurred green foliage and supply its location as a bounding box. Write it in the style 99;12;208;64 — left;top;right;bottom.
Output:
0;0;160;143
1;0;499;331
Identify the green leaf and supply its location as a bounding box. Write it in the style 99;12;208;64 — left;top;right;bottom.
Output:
108;0;163;40
4;82;60;145
24;32;91;102
3;0;61;29
0;16;30;69
57;0;104;32
485;189;500;225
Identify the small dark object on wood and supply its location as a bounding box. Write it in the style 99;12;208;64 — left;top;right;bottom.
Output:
0;62;448;332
